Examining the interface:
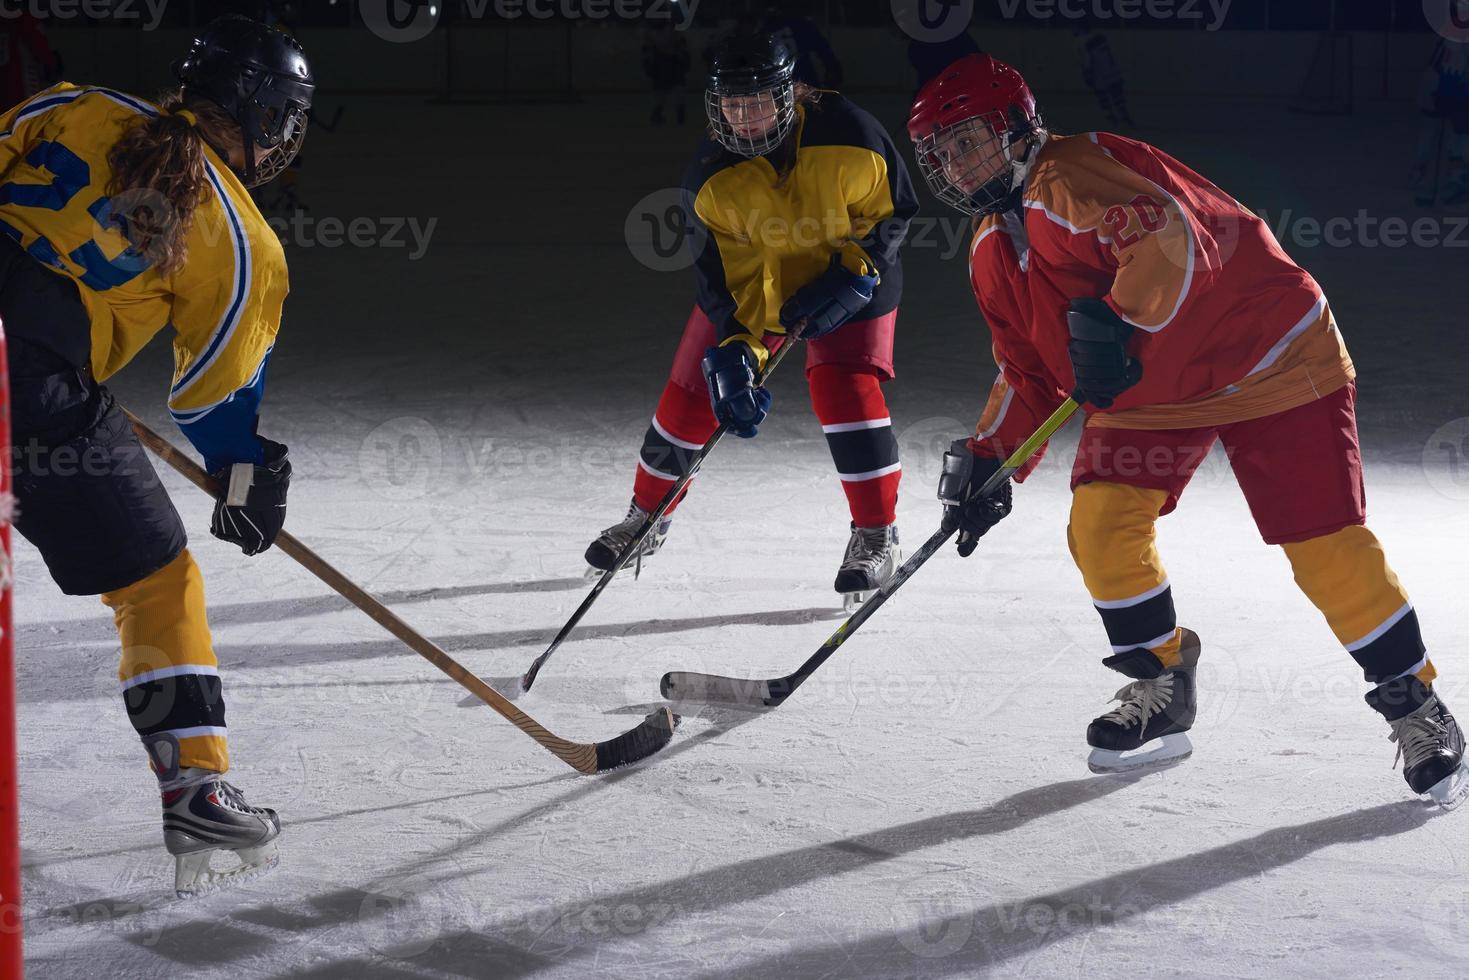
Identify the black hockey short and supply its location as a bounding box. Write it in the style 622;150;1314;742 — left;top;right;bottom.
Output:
1;240;186;596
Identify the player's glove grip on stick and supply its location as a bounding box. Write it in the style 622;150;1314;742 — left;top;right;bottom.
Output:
937;438;1012;557
702;342;772;438
210;437;291;556
1066;297;1143;409
778;253;878;340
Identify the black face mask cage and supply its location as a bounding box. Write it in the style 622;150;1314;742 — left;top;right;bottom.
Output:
705;82;797;158
914;106;1044;217
236;69;312;187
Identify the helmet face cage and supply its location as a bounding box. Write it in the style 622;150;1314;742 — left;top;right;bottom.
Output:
706;81;797;158
915;108;1044;217
245;102;308;186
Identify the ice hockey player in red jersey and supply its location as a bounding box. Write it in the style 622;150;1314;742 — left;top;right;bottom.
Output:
587;32;918;608
908;53;1467;809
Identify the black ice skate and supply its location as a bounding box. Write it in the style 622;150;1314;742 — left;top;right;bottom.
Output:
1367;677;1469;811
834;523;900;612
1087;629;1201;774
162;769;281;897
585;498;673;577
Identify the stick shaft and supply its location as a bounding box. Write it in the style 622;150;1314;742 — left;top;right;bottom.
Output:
124;411;601;773
522;337;797;689
770;397;1082;700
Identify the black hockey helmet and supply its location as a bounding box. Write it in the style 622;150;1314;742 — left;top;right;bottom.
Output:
173;15;315;187
705;33;798;157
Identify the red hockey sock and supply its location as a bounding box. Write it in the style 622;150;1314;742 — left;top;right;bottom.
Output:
808;364;900;528
631;380;717;515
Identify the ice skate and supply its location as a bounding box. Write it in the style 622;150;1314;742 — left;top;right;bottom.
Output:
1368;677;1468;811
834;523;900;612
162;769;281;897
584;498;672;577
1087;629;1201;774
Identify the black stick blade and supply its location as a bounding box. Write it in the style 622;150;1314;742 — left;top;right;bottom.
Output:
593;707;679;772
659;671;786;707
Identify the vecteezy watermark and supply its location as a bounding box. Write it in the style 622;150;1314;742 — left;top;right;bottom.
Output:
0;0;169;29
1423;417;1469;501
1425;0;1469;43
891;0;976;43
995;0;1233;30
625;193;978;274
359;0;698;43
265;214;438;260
1259;208;1469;251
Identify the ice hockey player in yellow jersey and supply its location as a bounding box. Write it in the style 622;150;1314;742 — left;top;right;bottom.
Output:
0;15;312;895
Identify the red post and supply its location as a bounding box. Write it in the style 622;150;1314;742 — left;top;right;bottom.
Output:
0;320;20;977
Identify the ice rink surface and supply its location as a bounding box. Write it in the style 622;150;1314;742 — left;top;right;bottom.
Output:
13;90;1469;977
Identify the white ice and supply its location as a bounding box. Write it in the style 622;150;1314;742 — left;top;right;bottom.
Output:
14;91;1469;978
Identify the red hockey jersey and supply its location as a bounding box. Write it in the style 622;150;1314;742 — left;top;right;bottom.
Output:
967;132;1353;464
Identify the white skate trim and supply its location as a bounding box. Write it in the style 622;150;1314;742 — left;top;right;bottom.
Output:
174;840;280;898
1427;763;1469;811
1088;733;1193;774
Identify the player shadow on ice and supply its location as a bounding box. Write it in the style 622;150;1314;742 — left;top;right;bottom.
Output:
15;576;591;649
688;799;1437;979
398;790;1436;977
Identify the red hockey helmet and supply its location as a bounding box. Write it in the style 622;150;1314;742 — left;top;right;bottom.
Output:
907;54;1045;217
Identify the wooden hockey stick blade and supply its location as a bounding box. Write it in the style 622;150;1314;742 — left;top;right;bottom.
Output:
125;410;678;774
658;399;1083;709
520;339;798;694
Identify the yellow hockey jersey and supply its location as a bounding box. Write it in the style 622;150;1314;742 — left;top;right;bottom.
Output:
0;83;287;468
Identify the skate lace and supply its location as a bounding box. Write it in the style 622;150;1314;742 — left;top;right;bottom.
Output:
213;779;268;816
843;527;892;572
1100;675;1174;730
1389;707;1450;773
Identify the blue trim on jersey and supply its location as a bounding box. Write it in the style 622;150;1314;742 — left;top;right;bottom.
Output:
172;348;272;473
171;161;250;396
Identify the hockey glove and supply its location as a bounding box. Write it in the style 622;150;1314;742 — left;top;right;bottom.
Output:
779;253;878;340
937;438;1013;558
1066;297;1144;409
210;438;291;556
702;342;771;439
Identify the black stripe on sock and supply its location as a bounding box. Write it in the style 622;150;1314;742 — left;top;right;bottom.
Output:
124;672;227;738
1350;609;1427;685
825;424;899;478
639;424;701;480
1095;587;1176;651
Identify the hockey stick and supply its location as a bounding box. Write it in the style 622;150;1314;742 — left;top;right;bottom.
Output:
660;397;1082;707
125;411;677;774
519;338;799;694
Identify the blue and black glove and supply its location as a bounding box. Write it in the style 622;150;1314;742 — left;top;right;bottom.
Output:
778;253;878;340
702;342;771;439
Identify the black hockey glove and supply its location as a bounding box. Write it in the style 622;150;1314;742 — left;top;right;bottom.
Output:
210;438;291;556
1067;297;1144;409
937;438;1013;558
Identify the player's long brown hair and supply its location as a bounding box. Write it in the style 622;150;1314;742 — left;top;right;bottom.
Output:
106;89;236;277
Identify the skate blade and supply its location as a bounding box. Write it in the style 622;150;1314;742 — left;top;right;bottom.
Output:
841;590;872;613
1088;733;1193;775
584;564;605;581
1427;763;1469;811
174;840;280;898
